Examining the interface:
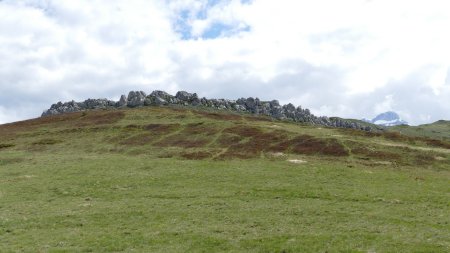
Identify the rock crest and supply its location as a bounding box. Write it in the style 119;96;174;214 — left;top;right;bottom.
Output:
42;90;373;131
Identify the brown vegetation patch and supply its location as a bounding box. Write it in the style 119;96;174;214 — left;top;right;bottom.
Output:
9;112;84;127
58;126;117;135
415;153;436;165
145;123;181;134
287;135;349;156
223;125;263;138
218;129;289;159
182;122;217;136
180;151;213;160
124;124;143;130
321;139;350;156
244;115;273;122
175;114;187;119
383;131;411;142
216;134;242;146
57;127;84;134
76;111;125;126
0;143;15;149
216;130;349;159
192;110;243;121
0;112;85;137
217;127;349;159
422;138;450;149
32;139;62;145
382;131;450;149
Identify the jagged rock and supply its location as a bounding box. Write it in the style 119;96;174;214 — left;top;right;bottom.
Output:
127;91;146;108
176;91;196;102
234;104;246;111
155;96;168;105
270;100;280;107
283;103;296;119
117;95;127;107
236;98;246;106
150;90;171;100
41;89;373;132
245;97;257;113
84;98;114;109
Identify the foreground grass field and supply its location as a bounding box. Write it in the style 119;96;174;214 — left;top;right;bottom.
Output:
1;107;449;252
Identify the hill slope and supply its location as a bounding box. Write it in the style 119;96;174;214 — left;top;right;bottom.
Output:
390;120;450;141
1;106;449;252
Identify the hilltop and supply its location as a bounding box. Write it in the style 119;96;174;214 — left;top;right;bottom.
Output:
42;90;376;132
1;105;449;252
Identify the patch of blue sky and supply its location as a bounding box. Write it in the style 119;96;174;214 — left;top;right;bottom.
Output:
202;22;250;39
175;0;252;40
206;0;222;7
175;9;192;40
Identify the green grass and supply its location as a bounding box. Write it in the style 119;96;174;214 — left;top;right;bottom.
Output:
0;107;449;252
390;120;450;141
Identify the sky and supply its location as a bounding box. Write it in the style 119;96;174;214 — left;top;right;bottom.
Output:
1;0;449;125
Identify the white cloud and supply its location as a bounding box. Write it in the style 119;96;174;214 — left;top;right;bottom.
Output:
0;0;450;125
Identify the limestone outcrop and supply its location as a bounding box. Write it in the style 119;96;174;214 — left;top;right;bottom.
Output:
41;90;374;131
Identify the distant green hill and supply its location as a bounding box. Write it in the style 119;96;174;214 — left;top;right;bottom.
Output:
389;120;450;141
1;106;449;252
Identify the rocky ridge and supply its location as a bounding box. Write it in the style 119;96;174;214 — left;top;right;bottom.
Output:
42;90;374;131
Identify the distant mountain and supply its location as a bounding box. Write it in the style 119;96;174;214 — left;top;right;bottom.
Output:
363;111;408;127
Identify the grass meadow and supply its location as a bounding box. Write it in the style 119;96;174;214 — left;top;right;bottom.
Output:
1;107;449;252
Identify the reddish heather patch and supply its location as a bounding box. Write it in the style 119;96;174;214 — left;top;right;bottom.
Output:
183;122;217;136
421;138;450;149
0;112;86;138
0;143;15;149
223;125;263;138
244;115;273;122
218;126;349;159
32;139;62;145
218;129;300;159
124;124;143;130
216;134;241;146
415;153;436;165
278;135;349;157
145;123;181;134
76;111;125;126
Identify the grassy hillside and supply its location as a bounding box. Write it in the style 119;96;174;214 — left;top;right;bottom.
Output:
1;106;449;252
390;120;450;141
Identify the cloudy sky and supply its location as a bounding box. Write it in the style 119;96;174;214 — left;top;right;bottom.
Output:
1;0;449;125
